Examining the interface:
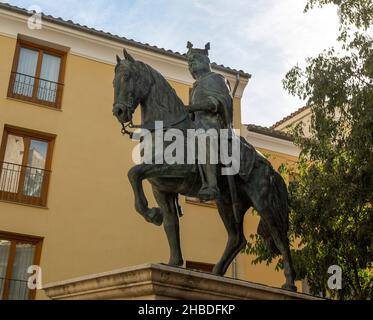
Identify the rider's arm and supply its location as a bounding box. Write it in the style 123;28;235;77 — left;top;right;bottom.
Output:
187;97;220;113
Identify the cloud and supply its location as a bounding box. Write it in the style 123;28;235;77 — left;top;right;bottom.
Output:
244;0;339;65
239;0;340;125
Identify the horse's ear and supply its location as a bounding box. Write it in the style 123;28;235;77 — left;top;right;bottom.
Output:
123;48;135;63
116;54;121;64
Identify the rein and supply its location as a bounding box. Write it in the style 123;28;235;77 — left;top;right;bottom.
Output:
121;114;189;138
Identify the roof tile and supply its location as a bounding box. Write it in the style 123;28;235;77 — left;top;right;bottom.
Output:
246;124;294;142
270;106;310;129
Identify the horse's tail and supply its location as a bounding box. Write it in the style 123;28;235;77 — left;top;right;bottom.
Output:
257;166;289;255
270;170;289;232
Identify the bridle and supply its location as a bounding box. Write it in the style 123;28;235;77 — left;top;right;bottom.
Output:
113;97;136;137
121;121;135;138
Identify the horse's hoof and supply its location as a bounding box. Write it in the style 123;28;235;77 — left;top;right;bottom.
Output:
168;258;184;267
145;207;163;226
212;264;224;276
282;283;297;292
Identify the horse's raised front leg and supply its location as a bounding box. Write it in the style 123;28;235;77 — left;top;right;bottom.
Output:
152;187;183;267
127;164;163;226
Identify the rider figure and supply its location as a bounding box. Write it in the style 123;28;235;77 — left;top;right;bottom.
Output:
186;42;234;201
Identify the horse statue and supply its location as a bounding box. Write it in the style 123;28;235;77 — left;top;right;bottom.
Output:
112;48;297;291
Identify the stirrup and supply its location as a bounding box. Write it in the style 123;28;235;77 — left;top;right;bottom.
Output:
198;186;221;201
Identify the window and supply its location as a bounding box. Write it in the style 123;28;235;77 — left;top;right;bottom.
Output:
0;126;55;207
0;231;43;300
7;40;66;109
186;261;214;273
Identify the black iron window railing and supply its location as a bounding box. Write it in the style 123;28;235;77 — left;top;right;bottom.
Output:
0;277;31;300
0;161;51;207
8;72;64;108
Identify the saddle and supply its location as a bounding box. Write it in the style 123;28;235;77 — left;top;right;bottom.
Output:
236;135;258;182
186;134;258;181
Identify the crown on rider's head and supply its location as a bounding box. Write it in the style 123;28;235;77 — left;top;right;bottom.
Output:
186;41;210;57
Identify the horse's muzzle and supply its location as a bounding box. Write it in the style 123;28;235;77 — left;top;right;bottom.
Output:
113;103;129;123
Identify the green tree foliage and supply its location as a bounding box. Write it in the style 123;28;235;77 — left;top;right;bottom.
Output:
245;0;373;299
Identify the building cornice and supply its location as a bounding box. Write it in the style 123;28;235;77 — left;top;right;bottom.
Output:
245;125;299;157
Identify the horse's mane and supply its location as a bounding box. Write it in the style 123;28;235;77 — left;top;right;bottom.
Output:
135;61;187;116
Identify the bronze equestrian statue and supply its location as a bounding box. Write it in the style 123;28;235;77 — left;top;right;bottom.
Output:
112;43;297;292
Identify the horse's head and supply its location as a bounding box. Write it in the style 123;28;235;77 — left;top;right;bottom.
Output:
112;49;152;124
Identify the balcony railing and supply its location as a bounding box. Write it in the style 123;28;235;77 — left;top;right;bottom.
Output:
0;161;51;207
0;277;31;300
8;72;64;108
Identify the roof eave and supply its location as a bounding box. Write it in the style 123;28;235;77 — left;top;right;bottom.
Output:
246;124;294;142
0;2;252;79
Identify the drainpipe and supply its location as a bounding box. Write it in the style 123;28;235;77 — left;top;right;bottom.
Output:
231;73;241;281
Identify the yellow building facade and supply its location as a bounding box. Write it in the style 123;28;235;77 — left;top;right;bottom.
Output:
271;105;312;137
0;3;301;300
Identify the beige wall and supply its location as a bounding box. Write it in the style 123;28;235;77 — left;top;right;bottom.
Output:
0;32;300;299
274;107;312;138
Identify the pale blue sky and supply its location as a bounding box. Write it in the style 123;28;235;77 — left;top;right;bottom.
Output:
2;0;340;126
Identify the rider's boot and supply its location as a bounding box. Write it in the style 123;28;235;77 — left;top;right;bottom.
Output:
198;164;221;201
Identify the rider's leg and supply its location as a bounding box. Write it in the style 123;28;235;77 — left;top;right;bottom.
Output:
198;164;220;200
198;138;221;200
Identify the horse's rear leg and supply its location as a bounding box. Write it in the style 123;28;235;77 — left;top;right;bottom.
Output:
247;170;297;291
152;187;183;267
259;214;296;291
213;195;247;276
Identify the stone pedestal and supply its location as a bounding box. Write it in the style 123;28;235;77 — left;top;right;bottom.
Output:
43;263;320;300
